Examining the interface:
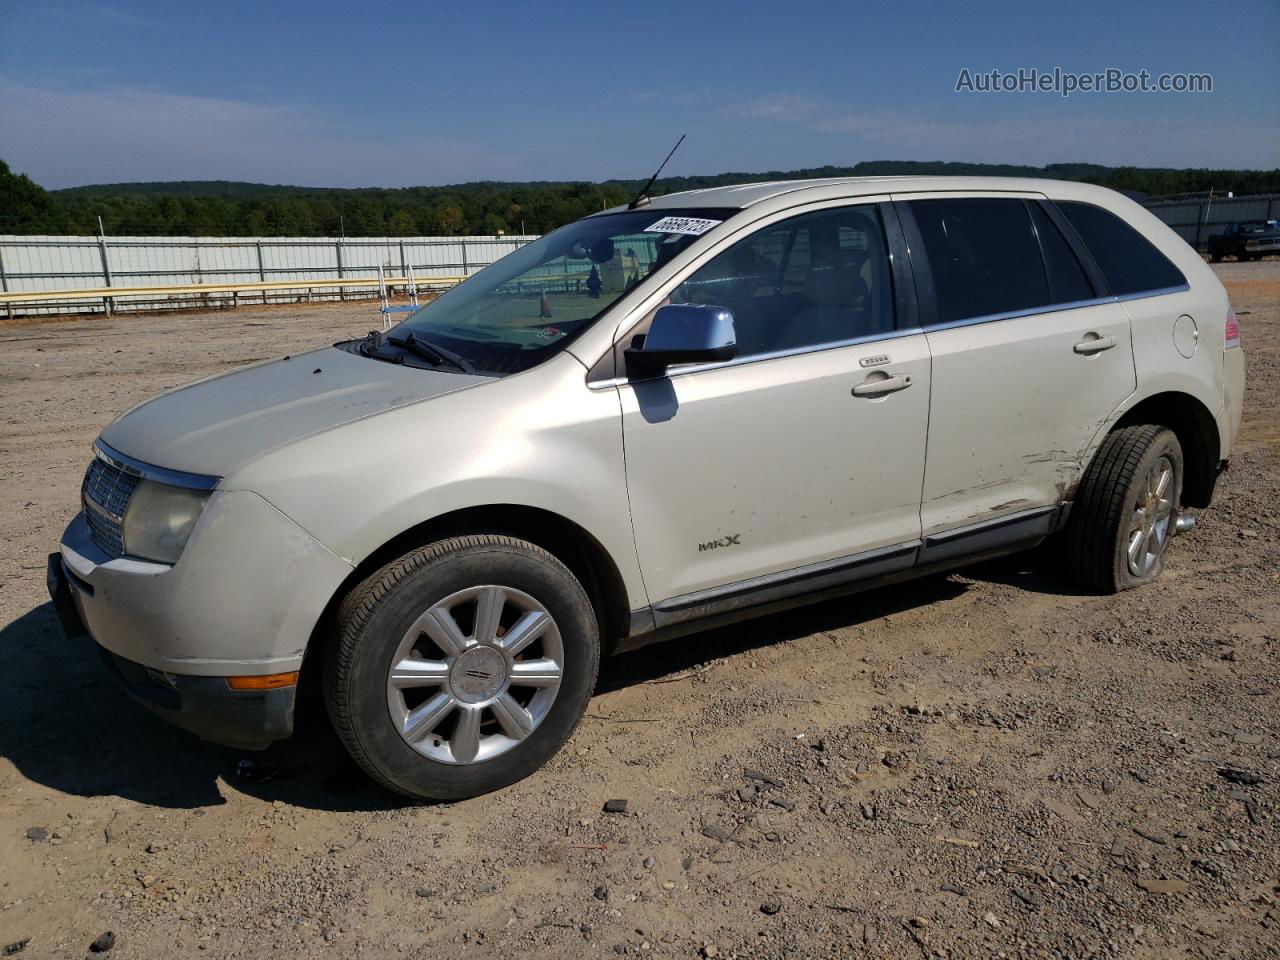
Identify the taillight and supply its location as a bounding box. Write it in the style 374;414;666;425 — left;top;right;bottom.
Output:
1224;310;1241;349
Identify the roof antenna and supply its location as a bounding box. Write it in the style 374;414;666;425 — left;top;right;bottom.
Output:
629;134;685;210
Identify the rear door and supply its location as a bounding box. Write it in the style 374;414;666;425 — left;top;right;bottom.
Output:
897;194;1137;536
617;200;931;605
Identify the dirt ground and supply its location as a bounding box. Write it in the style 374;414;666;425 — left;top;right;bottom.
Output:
1;264;1277;960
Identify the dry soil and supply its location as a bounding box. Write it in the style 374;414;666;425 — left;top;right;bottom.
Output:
1;263;1277;959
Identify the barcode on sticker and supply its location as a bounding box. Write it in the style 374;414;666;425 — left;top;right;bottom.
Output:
644;216;722;236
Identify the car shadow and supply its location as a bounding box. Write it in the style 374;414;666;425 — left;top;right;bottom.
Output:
0;602;397;814
0;557;1069;812
958;546;1097;598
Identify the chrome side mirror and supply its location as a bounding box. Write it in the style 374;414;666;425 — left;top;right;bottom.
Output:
625;304;737;376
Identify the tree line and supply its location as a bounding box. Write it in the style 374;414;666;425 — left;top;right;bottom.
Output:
2;158;1277;238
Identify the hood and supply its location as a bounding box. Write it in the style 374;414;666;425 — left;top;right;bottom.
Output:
100;345;492;478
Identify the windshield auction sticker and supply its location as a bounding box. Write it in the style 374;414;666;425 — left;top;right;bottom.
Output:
645;216;722;236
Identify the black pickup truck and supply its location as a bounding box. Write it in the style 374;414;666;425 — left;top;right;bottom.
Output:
1208;220;1280;262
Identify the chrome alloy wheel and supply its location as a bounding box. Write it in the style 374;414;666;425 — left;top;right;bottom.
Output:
1127;455;1175;577
385;585;563;765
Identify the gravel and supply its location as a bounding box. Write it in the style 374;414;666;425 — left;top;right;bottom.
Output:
0;260;1277;958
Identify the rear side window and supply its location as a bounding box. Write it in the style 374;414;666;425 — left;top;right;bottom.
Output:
1057;201;1186;297
907;198;1049;325
1028;202;1094;304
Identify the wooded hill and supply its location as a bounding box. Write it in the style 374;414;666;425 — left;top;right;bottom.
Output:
3;159;1277;237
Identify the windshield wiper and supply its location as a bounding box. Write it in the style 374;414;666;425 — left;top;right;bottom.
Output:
385;332;476;374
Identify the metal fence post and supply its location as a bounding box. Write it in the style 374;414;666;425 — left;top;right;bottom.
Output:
97;217;114;316
0;246;10;321
336;239;345;301
256;241;266;282
399;240;407;280
461;239;468;276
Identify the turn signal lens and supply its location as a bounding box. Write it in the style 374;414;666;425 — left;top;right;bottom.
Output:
1224;310;1240;348
226;672;299;691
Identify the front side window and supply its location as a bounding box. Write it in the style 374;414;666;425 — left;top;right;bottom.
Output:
381;207;734;375
1057;201;1186;297
669;204;895;359
907;197;1051;325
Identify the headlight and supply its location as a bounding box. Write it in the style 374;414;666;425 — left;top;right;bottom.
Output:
122;480;210;564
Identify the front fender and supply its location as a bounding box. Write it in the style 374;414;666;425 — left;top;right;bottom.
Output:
221;354;648;612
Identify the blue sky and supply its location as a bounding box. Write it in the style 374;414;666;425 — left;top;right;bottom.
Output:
1;0;1276;189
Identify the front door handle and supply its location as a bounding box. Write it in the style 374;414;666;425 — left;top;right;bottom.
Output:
852;374;913;397
1073;334;1117;355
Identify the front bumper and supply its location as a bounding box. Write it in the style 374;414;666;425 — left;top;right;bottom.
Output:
51;488;353;748
57;490;352;676
48;553;298;749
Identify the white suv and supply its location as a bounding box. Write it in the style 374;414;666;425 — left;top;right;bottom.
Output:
49;177;1246;800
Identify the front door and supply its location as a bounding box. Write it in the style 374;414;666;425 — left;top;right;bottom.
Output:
619;203;932;605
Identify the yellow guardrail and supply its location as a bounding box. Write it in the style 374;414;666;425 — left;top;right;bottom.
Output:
0;275;467;306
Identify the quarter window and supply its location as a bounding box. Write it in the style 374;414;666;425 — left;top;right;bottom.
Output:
1028;202;1094;304
1057;201;1186;297
670;205;895;359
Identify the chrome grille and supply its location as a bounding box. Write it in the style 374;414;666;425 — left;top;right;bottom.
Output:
82;457;140;558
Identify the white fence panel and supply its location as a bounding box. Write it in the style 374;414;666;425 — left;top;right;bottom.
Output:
0;234;538;315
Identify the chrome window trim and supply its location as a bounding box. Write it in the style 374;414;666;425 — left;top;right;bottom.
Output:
583;185;1192;392
922;284;1189;333
923;295;1115;332
588;326;926;390
590;281;1192;391
1115;283;1191;303
93;440;221;491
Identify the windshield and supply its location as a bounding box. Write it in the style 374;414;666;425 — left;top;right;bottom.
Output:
383;207;734;376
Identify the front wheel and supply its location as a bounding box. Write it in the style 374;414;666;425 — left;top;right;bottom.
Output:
1065;425;1183;593
324;535;600;801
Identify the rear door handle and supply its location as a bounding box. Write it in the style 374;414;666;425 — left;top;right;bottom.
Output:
1073;334;1117;355
852;374;913;397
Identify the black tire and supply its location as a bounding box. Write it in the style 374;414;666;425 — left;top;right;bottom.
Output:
1065;425;1183;594
1209;250;1222;263
324;535;599;801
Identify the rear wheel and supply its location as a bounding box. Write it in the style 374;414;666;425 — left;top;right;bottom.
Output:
1065;425;1183;593
325;535;599;800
